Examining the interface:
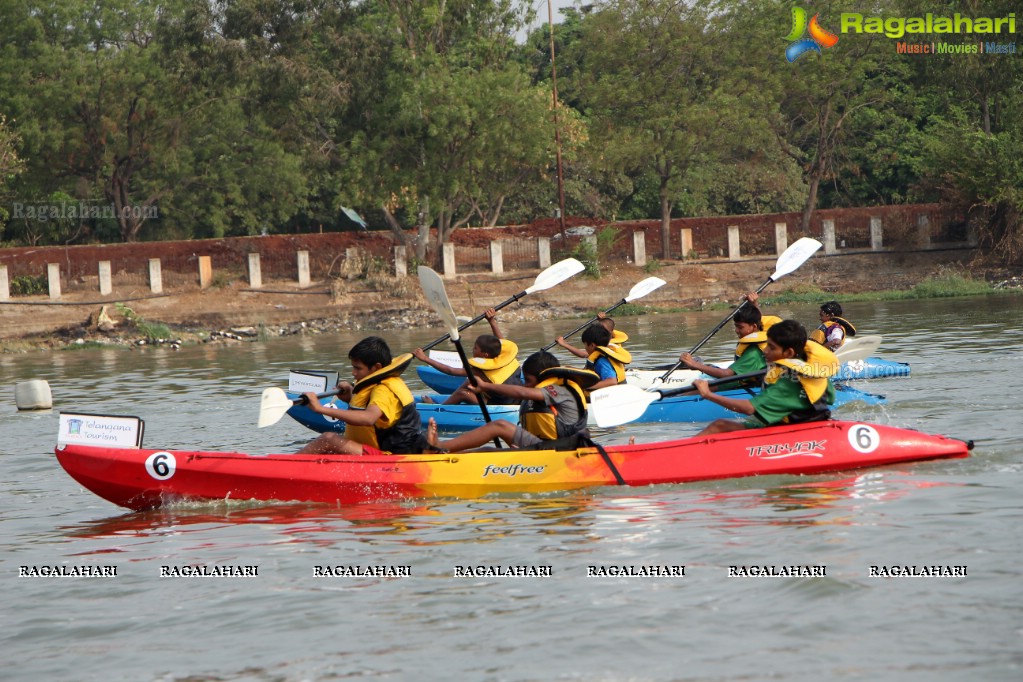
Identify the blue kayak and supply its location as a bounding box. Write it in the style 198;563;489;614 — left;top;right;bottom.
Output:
285;384;885;434
417;359;908;394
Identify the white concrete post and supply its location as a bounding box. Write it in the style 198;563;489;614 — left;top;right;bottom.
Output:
870;217;883;250
297;250;311;288
632;230;646;267
442;242;457;276
822;219;837;255
394;245;407;278
98;261;112;295
490;240;504;274
149;258;163;294
916;214;931;248
727;225;741;260
774;222;788;254
248;253;262;289
680;229;694;258
47;263;61;299
537;237;552;269
198;255;212;289
584;235;598;266
0;264;9;301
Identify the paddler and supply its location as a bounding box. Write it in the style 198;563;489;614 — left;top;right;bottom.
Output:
579;323;631;391
555;312;629;357
678;291;782;385
414;307;524;405
692;320;839;436
297;336;427;455
811;300;856;350
424;351;598;452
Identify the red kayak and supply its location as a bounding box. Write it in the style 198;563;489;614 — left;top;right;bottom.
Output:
55;421;971;511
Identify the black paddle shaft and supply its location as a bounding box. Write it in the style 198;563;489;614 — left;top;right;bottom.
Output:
541;298;628;352
449;336;503;448
421;291;529;352
658;278;775;381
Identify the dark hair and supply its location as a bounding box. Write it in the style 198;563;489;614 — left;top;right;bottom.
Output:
522;351;559;377
599;317;615;331
820;301;843;316
733;306;763;328
581;323;612;347
349;336;392;368
767;320;807;359
474;334;501;358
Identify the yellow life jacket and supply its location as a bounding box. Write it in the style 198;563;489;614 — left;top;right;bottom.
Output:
345;354;421;452
586;345;631;383
810;317;857;346
610;329;629;345
735;315;782;357
520;372;593;440
765;342;839;404
468;339;520;385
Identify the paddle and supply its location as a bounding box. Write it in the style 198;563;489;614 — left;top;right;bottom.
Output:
591;339;879;428
657;237;823;382
419;257;585;352
834;334;882;359
259;387;339;428
418;265;501;448
540;276;667;352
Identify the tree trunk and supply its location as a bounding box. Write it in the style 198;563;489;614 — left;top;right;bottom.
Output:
415;196;430;263
800;167;821;233
381;205;406;245
659;176;672;259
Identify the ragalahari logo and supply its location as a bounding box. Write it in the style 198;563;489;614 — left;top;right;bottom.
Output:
785;7;840;62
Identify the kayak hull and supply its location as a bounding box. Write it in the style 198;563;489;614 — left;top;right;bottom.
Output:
55;421;970;511
286;385;884;434
418;358;908;394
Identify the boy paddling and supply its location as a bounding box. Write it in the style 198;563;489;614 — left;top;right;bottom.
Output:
298;336;426;455
425;351;598;452
692;320;839;436
414;307;524;405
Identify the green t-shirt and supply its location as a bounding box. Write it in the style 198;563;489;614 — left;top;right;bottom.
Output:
731;347;767;375
748;374;836;426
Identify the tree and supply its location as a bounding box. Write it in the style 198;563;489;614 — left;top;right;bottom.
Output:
569;0;763;257
330;0;554;264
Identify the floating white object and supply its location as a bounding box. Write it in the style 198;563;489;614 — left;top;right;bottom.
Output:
15;379;53;410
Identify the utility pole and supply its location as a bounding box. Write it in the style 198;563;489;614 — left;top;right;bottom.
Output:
548;1;567;238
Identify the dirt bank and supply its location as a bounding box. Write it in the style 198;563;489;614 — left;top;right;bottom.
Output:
0;247;989;353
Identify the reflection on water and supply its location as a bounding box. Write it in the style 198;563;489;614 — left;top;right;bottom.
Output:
3;293;1021;681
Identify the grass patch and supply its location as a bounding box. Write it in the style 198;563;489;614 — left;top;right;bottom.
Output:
761;268;997;308
115;303;173;341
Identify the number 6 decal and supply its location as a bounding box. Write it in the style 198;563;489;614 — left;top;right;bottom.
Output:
145;451;177;480
848;425;880;453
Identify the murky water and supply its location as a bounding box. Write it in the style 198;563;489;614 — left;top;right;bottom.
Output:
2;294;1021;681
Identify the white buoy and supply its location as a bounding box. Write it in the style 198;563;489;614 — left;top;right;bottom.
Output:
15;379;53;410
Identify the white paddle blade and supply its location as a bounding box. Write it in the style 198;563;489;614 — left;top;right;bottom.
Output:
523;258;585;294
835;335;883;363
418;266;461;341
625;276;667;302
258;387;295;428
589;384;661;428
770;237;822;280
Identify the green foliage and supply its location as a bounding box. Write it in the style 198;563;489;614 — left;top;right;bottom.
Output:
9;275;47;296
115;303;172;341
0;0;1018;267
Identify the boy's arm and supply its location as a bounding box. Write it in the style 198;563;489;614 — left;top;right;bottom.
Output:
744;291;760;310
303;392;385;425
555;337;588;358
413;348;468;376
470;378;543;402
484;308;503;339
693;380;755;415
679;352;734;379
